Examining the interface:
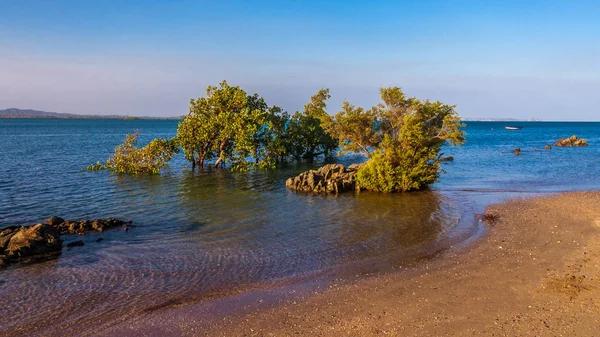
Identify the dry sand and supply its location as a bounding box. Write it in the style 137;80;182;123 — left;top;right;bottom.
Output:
102;191;600;336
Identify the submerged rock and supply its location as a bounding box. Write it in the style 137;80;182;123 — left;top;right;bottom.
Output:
512;148;521;156
1;217;131;268
285;163;364;194
554;135;589;147
66;240;84;248
44;217;130;235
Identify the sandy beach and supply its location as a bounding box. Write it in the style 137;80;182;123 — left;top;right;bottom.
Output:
101;191;600;336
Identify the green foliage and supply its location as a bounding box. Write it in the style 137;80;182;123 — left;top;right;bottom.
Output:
327;87;465;192
176;82;337;170
328;100;380;157
86;161;105;171
177;80;248;169
286;89;338;160
87;131;179;175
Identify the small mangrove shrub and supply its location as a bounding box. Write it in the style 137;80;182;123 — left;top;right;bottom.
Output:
87;131;179;175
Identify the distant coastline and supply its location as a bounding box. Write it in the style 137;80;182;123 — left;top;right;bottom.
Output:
0;108;182;120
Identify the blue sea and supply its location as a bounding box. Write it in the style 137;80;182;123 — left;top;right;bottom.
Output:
0;119;599;336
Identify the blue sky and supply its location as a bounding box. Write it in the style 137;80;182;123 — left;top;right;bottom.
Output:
1;0;599;120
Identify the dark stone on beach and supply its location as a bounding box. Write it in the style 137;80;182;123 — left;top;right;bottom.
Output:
66;240;84;248
286;163;364;194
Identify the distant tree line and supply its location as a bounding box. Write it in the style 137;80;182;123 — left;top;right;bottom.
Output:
88;81;465;192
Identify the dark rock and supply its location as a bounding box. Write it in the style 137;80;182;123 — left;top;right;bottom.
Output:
554;135;588;147
512;148;521;156
2;225;58;268
286;163;364;194
52;218;129;235
95;237;104;242
66;240;84;248
440;156;454;162
0;227;19;252
1;217;129;267
45;216;65;227
4;224;62;259
545;145;552;150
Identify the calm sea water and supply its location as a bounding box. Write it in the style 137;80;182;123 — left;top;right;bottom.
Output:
0;119;599;336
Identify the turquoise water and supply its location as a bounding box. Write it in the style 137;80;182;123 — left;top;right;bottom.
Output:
0;119;599;336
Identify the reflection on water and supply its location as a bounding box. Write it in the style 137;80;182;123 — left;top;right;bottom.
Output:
0;168;460;336
2;119;600;336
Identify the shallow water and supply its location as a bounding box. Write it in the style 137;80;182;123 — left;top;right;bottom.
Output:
0;119;599;335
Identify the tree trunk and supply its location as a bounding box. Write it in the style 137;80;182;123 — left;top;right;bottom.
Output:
214;139;228;168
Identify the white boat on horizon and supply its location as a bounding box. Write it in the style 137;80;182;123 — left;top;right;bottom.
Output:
505;126;523;130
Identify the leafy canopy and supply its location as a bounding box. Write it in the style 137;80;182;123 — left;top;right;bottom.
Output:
177;82;336;170
326;87;465;192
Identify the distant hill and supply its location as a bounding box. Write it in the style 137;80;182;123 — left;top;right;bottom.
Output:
0;108;181;120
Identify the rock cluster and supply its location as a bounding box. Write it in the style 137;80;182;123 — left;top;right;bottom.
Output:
285;163;363;194
1;216;130;268
45;216;130;235
554;135;588;147
0;224;62;267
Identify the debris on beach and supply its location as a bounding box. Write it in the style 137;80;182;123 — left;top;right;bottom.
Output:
480;213;500;225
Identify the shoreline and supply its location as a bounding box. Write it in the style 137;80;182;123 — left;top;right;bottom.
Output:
99;191;600;336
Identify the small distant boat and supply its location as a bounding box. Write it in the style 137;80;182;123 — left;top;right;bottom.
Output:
505;126;523;130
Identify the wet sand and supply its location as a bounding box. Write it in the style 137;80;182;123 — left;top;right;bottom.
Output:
101;191;600;336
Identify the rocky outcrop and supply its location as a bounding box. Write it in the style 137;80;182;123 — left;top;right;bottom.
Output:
285;163;363;194
1;216;131;268
554;135;588;147
512;148;521;155
46;217;130;235
0;224;62;266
